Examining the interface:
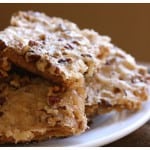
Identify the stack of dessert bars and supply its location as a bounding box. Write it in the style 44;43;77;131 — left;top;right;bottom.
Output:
0;11;149;144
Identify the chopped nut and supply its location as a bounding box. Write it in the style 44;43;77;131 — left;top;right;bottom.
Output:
16;41;24;49
119;76;123;80
113;87;121;94
36;60;48;72
101;99;112;107
138;67;147;76
64;43;74;50
81;54;92;58
48;96;61;105
61;47;65;51
59;106;66;110
0;97;6;106
26;52;41;62
105;61;111;65
22;45;30;54
45;62;51;70
53;52;60;58
58;58;72;64
0;40;6;51
28;40;39;47
97;46;109;59
72;40;80;45
133;90;141;97
62;52;68;56
131;75;144;83
54;67;60;74
58;38;63;41
105;58;116;66
39;34;46;41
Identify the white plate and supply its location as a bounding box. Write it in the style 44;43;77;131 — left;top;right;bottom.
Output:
30;101;150;147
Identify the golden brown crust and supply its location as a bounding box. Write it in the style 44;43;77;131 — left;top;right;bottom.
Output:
2;48;64;85
0;72;87;144
0;127;78;144
85;101;142;118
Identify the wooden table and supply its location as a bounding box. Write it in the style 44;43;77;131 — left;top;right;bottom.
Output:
106;120;150;147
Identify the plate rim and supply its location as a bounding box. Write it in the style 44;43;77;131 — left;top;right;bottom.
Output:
73;102;150;147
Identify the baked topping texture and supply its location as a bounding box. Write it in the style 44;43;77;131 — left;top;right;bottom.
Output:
0;11;111;85
83;30;150;116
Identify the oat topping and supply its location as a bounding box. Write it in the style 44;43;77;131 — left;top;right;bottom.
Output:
48;96;61;106
0;11;115;84
86;46;149;109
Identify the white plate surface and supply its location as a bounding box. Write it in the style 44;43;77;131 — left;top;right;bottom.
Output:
29;101;150;147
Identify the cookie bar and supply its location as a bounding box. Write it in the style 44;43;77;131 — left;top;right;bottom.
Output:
0;11;102;86
85;44;149;117
0;70;87;144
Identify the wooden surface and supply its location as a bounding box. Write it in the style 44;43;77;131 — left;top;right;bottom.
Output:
106;120;150;147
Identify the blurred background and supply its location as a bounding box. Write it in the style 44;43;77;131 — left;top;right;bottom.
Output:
0;4;150;62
